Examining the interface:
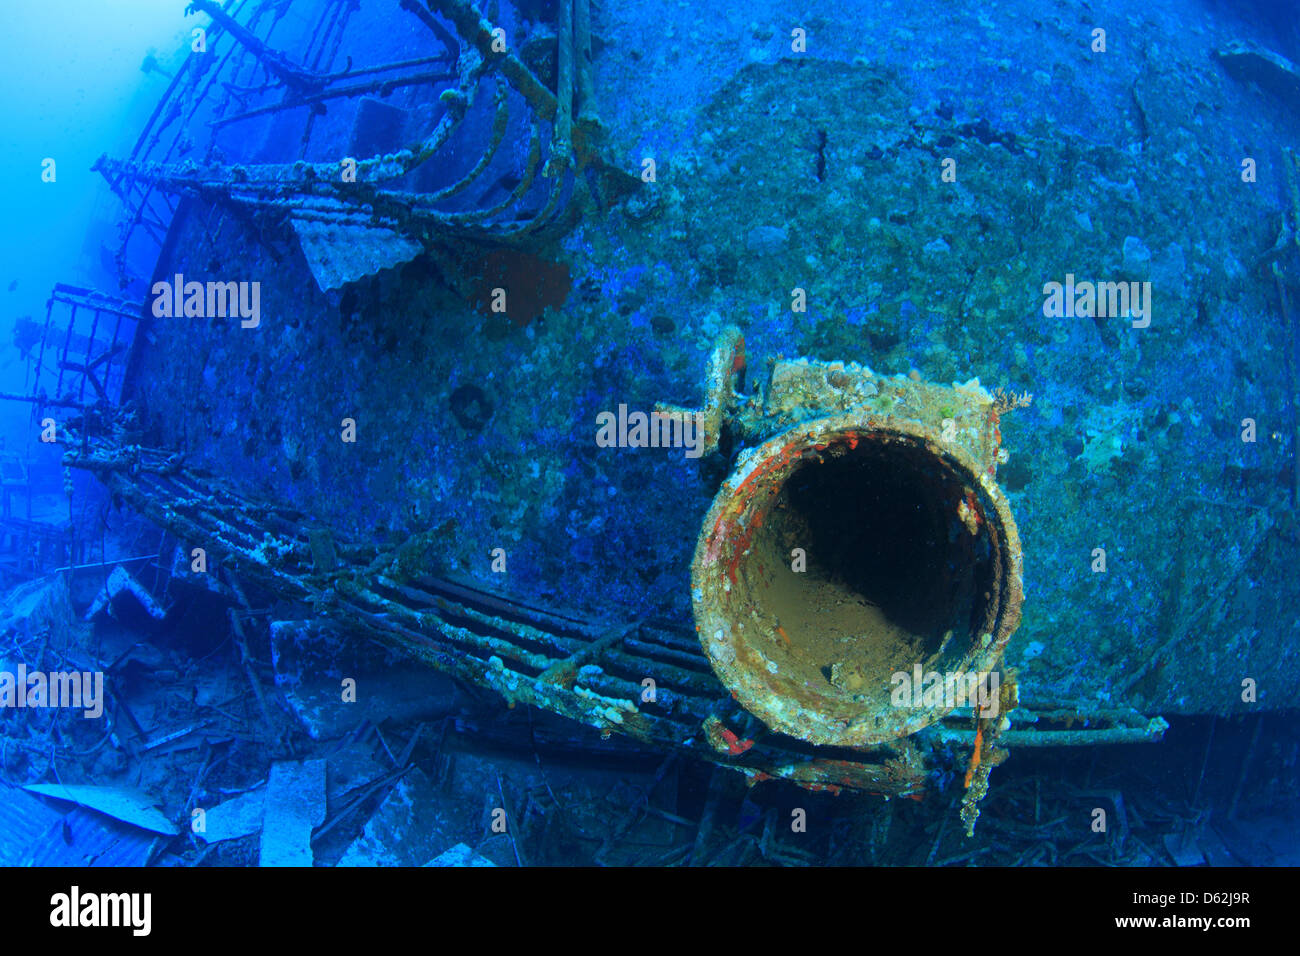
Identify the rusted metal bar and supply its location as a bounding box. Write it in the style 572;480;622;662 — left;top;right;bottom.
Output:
297;0;362;157
0;392;94;409
401;0;461;61
94;0;637;263
80;303;103;404
305;0;349;74
224;570;283;749
936;722;1169;748
126;0;256;162
128;58;195;164
211;66;458;129
47;286;143;322
556;0;574;159
189;0;330;92
56;362;107;403
574;0;594;122
54;303;77;398
431;0;557;121
537;624;637;687
420;77;511;203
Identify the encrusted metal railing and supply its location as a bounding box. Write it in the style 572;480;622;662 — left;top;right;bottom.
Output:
94;0;638;295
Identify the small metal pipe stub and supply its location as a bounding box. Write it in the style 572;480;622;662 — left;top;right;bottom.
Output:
692;408;1024;748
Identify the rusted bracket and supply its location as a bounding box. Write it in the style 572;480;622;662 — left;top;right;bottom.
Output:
655;326;749;460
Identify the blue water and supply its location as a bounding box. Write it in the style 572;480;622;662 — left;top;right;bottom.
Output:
0;1;196;443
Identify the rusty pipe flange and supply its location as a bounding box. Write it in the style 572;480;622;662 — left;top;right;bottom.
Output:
691;412;1024;748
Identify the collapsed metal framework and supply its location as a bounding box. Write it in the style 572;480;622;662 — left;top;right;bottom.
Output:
60;415;1169;798
0;284;141;421
95;0;634;293
0;285;144;583
31;286;141;412
99;0;329;290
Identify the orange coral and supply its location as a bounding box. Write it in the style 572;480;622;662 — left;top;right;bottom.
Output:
964;724;984;789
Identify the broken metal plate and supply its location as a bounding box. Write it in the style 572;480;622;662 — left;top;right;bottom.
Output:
25;783;179;835
0;787;159;866
291;217;422;292
83;565;168;623
0;786;64;865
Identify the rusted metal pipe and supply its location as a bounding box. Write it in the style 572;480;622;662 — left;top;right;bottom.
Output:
691;346;1025;748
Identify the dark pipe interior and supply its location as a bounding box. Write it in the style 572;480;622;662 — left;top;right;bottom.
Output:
783;438;994;656
739;436;1000;702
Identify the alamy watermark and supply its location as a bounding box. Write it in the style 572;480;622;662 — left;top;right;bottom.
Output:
50;886;151;936
1042;273;1151;328
595;404;705;458
0;664;104;718
151;272;260;328
891;665;999;718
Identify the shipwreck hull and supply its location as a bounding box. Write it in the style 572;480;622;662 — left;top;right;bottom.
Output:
20;0;1300;804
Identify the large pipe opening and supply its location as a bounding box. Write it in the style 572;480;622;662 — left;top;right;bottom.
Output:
693;417;1023;747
